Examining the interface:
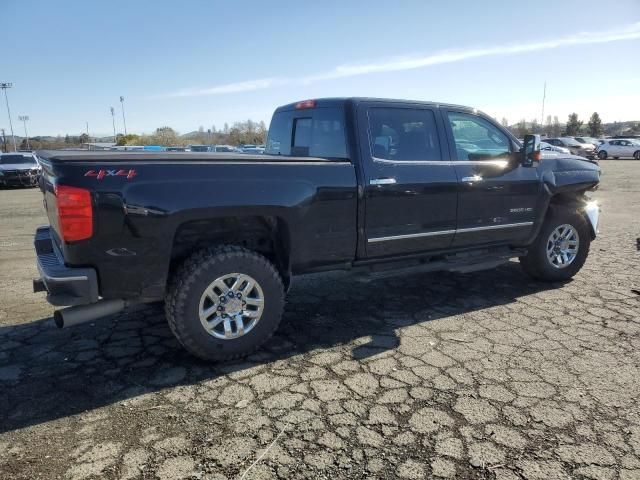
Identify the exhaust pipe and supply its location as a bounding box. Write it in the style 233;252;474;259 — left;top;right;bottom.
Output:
54;299;126;328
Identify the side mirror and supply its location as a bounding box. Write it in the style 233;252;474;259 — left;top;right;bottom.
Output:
523;134;541;166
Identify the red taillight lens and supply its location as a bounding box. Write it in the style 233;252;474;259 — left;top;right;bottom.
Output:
55;185;93;242
295;99;316;109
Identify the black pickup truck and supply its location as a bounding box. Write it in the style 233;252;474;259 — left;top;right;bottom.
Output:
34;98;601;360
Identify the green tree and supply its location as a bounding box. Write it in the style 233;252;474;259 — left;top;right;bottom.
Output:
587;112;603;137
566;113;583;136
79;133;89;144
152;127;179;146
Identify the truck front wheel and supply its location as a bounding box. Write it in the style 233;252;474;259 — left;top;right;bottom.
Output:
520;207;591;282
165;246;285;361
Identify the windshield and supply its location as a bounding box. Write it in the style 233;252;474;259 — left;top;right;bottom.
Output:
562;138;582;147
0;155;37;165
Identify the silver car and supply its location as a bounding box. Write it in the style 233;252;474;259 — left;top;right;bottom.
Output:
545;137;596;158
0;152;42;187
596;139;640;160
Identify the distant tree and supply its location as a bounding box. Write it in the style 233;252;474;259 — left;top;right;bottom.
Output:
531;118;540;134
551;116;562;137
566;113;583;136
20;138;29;150
152;127;179;146
116;134;141;146
516;119;529;138
223;122;229;134
79;133;89;144
587;112;603;137
501;117;509;128
64;134;71;144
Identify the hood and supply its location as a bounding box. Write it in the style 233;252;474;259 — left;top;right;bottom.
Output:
539;152;600;194
0;163;40;171
541;151;597;164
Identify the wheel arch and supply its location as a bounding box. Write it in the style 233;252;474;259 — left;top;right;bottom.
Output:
169;215;292;288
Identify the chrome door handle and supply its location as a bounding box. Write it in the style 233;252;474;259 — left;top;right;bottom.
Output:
370;178;397;185
461;175;482;183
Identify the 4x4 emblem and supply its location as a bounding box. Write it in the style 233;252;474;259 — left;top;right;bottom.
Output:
84;169;137;180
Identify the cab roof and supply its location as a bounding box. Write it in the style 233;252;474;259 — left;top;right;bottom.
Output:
274;97;477;112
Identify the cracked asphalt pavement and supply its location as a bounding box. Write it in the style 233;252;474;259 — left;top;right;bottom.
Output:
1;161;639;480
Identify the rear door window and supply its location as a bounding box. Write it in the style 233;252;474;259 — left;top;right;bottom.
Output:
367;107;442;161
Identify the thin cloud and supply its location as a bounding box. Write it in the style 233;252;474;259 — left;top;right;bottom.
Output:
159;22;640;98
157;77;285;98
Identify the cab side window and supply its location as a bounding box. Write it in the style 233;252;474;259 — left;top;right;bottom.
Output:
367;108;442;161
447;112;511;161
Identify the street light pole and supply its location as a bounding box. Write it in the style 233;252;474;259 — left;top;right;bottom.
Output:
110;106;117;143
120;96;127;136
0;82;17;152
18;115;30;150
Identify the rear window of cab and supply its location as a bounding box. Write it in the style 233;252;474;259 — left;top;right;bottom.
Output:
266;107;348;159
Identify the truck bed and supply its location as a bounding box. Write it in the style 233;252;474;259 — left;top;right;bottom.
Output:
37;150;341;163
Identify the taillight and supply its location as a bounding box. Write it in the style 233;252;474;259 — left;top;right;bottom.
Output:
55;185;93;242
295;99;316;109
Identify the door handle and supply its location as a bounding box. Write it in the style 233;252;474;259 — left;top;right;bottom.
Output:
370;178;397;185
461;175;482;183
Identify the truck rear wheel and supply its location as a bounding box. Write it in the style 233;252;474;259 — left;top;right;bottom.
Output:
520;207;591;282
165;245;285;361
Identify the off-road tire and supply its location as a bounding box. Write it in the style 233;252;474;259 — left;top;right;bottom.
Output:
165;245;285;361
520;206;591;282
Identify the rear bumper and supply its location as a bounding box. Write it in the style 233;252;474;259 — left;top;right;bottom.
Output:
33;226;99;306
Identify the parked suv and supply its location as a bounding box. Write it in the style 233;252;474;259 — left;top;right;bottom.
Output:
0;152;41;187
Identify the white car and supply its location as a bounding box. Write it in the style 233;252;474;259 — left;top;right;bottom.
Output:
540;141;570;154
596;139;640;160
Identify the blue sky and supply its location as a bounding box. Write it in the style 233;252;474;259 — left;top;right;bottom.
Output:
3;0;640;136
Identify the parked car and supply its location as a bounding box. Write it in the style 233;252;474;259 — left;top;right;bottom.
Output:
545;137;596;158
595;139;640;159
540;141;570;154
0;152;41;187
212;145;238;153
189;145;212;152
33;97;600;361
166;146;188;152
574;137;600;148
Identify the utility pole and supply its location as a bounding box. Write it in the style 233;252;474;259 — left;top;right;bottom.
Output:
0;82;17;151
110;106;117;143
86;121;89;139
119;96;127;136
18;115;30;150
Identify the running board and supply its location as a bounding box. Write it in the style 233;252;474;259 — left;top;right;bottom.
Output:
355;247;527;282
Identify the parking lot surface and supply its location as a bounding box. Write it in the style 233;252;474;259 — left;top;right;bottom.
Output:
1;161;639;480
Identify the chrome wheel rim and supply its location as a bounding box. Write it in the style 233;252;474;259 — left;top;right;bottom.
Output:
199;273;264;340
546;224;579;269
